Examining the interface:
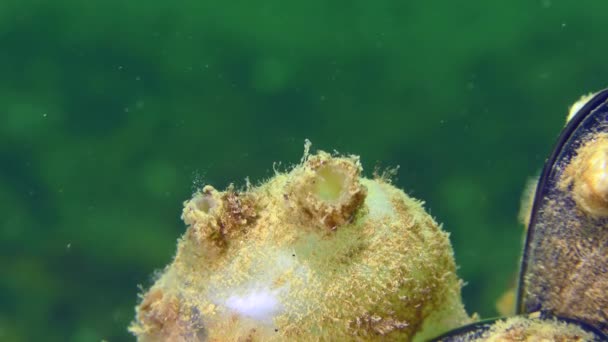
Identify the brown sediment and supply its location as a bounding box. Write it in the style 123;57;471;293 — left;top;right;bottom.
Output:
132;288;204;342
287;151;367;230
182;185;258;249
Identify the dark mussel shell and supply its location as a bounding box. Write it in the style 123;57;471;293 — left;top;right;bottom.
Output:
431;311;608;341
517;88;608;335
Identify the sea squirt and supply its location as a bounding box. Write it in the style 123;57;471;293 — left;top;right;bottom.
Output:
129;142;471;341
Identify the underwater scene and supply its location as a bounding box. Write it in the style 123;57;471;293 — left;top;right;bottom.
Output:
1;1;607;341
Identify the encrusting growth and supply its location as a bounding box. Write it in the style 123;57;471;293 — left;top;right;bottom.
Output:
130;143;471;341
560;133;608;218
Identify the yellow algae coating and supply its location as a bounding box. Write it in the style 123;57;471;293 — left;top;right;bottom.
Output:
472;315;597;342
129;146;471;341
560;132;608;218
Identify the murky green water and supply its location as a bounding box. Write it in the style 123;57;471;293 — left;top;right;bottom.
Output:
1;1;607;341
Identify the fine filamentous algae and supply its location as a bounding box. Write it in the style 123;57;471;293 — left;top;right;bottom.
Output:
130;142;471;341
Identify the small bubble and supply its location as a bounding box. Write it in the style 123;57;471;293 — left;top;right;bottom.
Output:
67;243;71;249
42;113;48;118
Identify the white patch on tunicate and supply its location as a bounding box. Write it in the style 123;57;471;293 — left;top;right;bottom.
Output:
225;290;281;323
208;249;314;325
362;179;395;219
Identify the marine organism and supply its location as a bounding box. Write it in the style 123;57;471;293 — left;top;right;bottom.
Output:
435;89;608;341
130;142;471;341
131;90;608;341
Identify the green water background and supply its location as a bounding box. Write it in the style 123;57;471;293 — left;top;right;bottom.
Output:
1;1;607;341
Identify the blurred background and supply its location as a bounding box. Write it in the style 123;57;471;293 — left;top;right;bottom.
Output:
1;1;607;341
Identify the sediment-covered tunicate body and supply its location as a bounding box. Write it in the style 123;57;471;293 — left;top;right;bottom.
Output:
130;144;471;341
